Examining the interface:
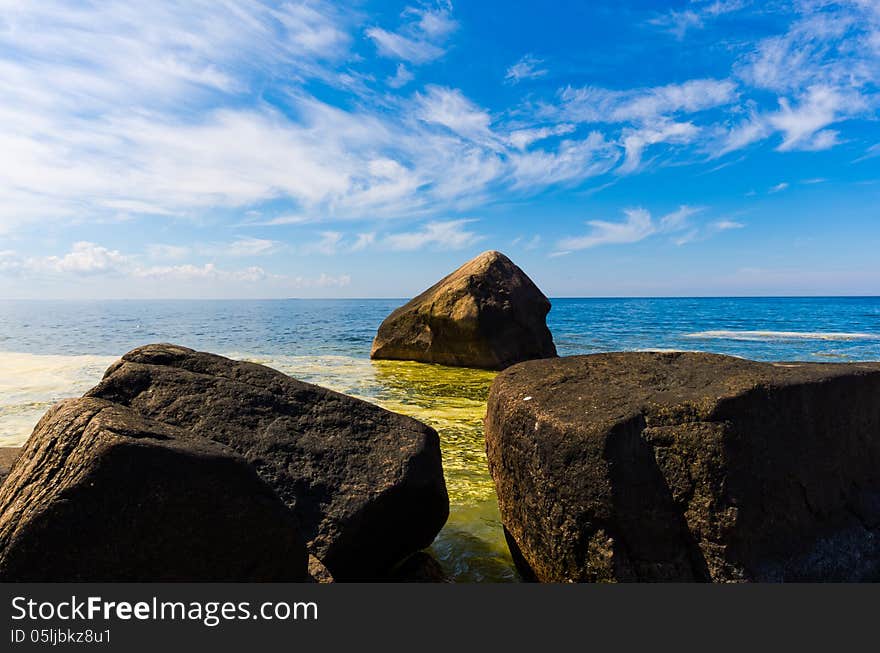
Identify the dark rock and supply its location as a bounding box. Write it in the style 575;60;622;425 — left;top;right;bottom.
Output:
86;343;449;580
0;448;19;486
371;250;557;370
485;352;880;582
388;551;449;582
0;398;308;582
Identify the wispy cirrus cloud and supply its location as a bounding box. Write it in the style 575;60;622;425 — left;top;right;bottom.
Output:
415;85;495;142
505;55;548;84
0;0;624;235
711;3;880;155
305;231;344;256
619;121;700;173
366;2;457;64
553;78;738;124
555;205;717;254
387;63;415;89
769;182;789;193
383;219;484;251
854;142;880;163
1;0;878;269
649;0;749;40
509;132;620;188
546;79;737;171
505;124;576;151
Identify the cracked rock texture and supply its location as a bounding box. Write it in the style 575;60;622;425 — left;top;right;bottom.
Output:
0;398;308;581
371;250;557;370
485;352;880;582
86;344;449;580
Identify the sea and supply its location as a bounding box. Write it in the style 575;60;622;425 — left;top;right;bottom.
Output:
2;296;880;581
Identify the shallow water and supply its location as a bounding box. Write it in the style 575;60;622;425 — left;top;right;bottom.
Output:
1;296;879;582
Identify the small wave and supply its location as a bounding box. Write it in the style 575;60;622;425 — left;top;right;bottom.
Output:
684;330;878;342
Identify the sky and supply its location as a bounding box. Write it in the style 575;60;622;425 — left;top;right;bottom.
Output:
0;0;878;299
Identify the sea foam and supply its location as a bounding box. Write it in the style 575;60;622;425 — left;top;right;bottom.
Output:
684;330;878;342
0;352;116;446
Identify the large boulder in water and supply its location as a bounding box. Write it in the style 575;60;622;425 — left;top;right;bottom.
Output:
370;250;557;370
86;344;449;580
485;352;880;582
0;398;308;581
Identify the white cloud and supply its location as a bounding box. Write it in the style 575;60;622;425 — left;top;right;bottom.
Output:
307;231;344;255
649;1;748;40
136;263;267;283
366;27;444;64
768;85;853;151
738;11;861;93
2;0;878;247
558;208;656;251
505;55;548;84
0;242;351;294
509;132;620;188
387;63;414;88
619;122;699;173
146;244;191;260
649;10;703;40
409;4;458;39
729;3;879;156
854;142;880;163
715;109;772;156
47;242;129;275
713;219;745;230
366;2;456;64
549;79;737;172
216;237;281;257
310;272;351;288
384;219;483;251
506;124;575;150
714;85;860;156
556;79;738;124
556;205;715;252
351;232;377;251
660;205;704;231
769;182;789;193
416;85;494;141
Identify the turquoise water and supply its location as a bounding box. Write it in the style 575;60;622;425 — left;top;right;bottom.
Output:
1;296;879;581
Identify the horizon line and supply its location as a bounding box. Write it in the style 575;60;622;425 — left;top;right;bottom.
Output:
1;295;879;302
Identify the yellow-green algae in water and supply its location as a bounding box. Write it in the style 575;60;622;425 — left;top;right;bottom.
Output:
245;354;519;582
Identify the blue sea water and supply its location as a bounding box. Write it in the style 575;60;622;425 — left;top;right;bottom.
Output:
2;296;880;360
1;296;879;582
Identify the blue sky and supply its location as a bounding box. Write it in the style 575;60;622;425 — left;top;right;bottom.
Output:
0;0;878;298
